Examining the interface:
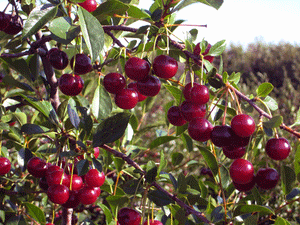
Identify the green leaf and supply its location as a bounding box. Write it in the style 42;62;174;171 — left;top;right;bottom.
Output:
127;5;151;19
274;217;291;225
209;40;226;56
67;104;80;130
113;157;125;172
149;136;177;149
294;145;300;182
263;115;283;129
2;74;34;92
0;123;9;130
228;72;241;85
181;133;193;152
251;186;263;205
219;164;230;189
171;152;184;166
93;0;129;22
106;195;129;217
178;173;187;193
92;158;102;172
157;150;167;175
93;113;131;147
23;202;46;224
91;84;112;121
233;205;274;217
263;96;278;111
198;146;218;177
174;0;223;12
291;107;300;128
21;124;47;135
147;190;174;206
205;0;224;10
164;84;184;104
256;82;274;97
1;58;33;83
13;112;27;126
76;159;90;176
78;7;105;61
145;161;157;183
281;165;295;195
151;8;163;21
97;203;113;225
22;4;58;40
222;71;228;84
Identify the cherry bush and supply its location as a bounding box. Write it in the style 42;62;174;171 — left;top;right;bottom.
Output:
0;0;300;224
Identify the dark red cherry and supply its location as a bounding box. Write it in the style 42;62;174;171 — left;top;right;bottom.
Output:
143;220;163;225
190;85;210;105
68;174;83;191
117;207;141;225
136;75;161;97
62;190;80;208
183;82;201;100
48;48;69;70
180;100;206;122
222;146;246;159
27;157;48;178
78;0;98;12
0;157;11;176
115;88;138;109
47;184;70;205
85;169;105;187
70;54;92;75
167;106;186;126
47;170;70;187
233;177;255;192
210;125;235;147
188;117;213;142
265;137;291;161
231;114;255;137
0;12;10;31
152;55;178;79
103;73;126;94
127;82;147;102
79;186;99;205
125;57;150;81
229;159;254;184
200;167;213;177
46;165;63;177
39;176;49;191
3;15;23;35
255;168;279;190
194;43;214;63
58;73;84;96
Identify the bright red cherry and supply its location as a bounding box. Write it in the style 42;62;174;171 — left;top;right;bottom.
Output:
167;106;186;126
233;178;256;192
231;114;255;137
152;55;178;79
194;43;214;63
188;118;213;142
58;73;84;96
127;82;147;102
115;88;138;109
79;186;99;205
78;0;98;12
255;168;279;190
143;220;163;225
68;174;83;191
190;85;210;105
48;48;69;70
222;146;246;159
103;73;126;94
47;184;70;205
183;82;201;100
93;186;101;196
27;157;48;178
46;165;63;177
3;15;23;35
136;75;161;97
210;125;235;147
85;169;105;187
93;147;100;159
117;207;141;225
0;157;11;175
70;54;92;75
47;170;70;187
180;100;206;122
0;12;10;30
62;190;80;208
265;137;291;161
124;57;150;81
229;159;254;184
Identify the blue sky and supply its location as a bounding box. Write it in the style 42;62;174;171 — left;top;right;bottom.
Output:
1;0;299;47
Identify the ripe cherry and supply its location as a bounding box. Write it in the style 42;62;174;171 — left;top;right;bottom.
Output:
58;73;84;96
117;207;141;225
143;220;163;225
127;82;147;102
27;157;48;178
265;137;291;161
48;48;69;70
115;88;138;109
152;55;178;79
125;57;150;81
210;125;235;147
0;12;10;31
93;147;100;159
255;168;279;190
231;114;255;137
85;169;105;187
78;0;98;12
190;85;210;105
222;146;246;159
188;117;213;142
70;54;92;75
180;100;206;122
79;186;99;205
0;157;11;176
46;165;62;177
47;184;70;205
68;174;83;191
47;170;70;187
183;82;201;100
136;75;161;97
3;15;23;35
194;43;214;63
103;73;126;94
233;178;256;192
229;159;254;184
167;106;186;126
62;190;80;208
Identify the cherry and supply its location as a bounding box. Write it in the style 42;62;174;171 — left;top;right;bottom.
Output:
27;157;48;178
229;159;254;184
3;14;23;35
167;106;186;126
48;48;69;70
47;184;70;205
117;207;141;225
152;55;178;79
222;146;246;159
210;125;235;147
183;82;201;100
143;220;163;225
127;82;147;102
115;88;138;109
70;54;92;75
180;100;206;122
231;114;255;137
46;165;63;177
78;0;98;12
93;186;101;196
93;147;100;159
188;117;213;142
58;73;84;96
194;43;214;63
190;85;210;105
233;178;256;192
62;190;80;208
85;169;105;187
0;157;11;176
47;170;70;187
136;75;161;97
0;12;10;31
200;167;213;177
103;73;126;94
68;174;83;191
265;137;291;161
79;186;99;205
124;57;150;81
255;168;279;190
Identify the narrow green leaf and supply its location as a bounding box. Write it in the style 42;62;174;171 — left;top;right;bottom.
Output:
219;164;230;189
97;203;113;225
164;84;184;104
233;205;274;217
209;40;226;56
1;58;33;83
149;136;177;149
78;7;105;61
281;165;295;195
181;133;193;152
263;115;283;129
21;124;47;135
178;172;187;193
256;82;274;97
91;84;112;121
294;145;300;182
251;186;263;205
198;146;218;177
23;202;46;224
92;158;102;172
67;104;80;130
157;150;167;175
222;71;228;84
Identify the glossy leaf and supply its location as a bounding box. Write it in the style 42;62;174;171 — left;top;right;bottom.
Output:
93;0;129;21
286;188;300;200
274;217;291;225
149;136;177;149
198;146;219;177
97;203;113;225
145;161;157;183
76;159;90;176
209;40;226;56
263;96;278;111
281;165;295;195
164;84;184;104
67;104;80;130
21;124;47;135
23;202;46;224
127;5;151;19
263;115;283;129
92;158;103;172
233;205;274;217
256;82;274;98
1;58;33;83
219;164;230;189
91;84;112;121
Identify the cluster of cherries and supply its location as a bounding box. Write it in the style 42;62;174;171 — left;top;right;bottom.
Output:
26;155;105;207
117;207;162;225
0;11;23;36
103;55;178;110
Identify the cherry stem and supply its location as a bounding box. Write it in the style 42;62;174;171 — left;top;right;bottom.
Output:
222;89;229;125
